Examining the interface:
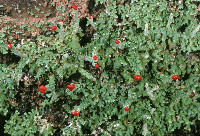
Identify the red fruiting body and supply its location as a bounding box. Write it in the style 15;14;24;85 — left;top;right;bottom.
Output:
96;64;99;69
9;65;15;69
72;5;77;10
39;85;46;93
51;26;57;31
59;20;63;23
89;16;92;19
172;75;179;80
190;92;195;98
115;40;120;44
71;111;75;115
124;107;129;111
68;84;75;91
71;111;80;116
93;56;98;60
71;14;74;17
134;75;141;81
8;44;12;49
74;111;80;116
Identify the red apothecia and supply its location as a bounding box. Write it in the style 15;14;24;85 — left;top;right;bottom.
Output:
190;91;195;98
72;5;77;10
124;107;129;111
68;84;75;91
39;85;46;93
71;111;75;115
74;111;80;116
59;20;63;23
172;75;179;80
89;16;92;19
8;44;12;49
115;40;120;44
71;111;80;116
71;14;74;17
134;75;141;81
51;26;57;31
93;56;98;60
96;64;99;69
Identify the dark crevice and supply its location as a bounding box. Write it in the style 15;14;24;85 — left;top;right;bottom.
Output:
79;35;92;47
136;28;143;34
82;125;92;134
182;73;190;81
116;13;122;23
0;110;13;136
79;18;87;33
94;2;105;12
171;121;200;135
147;60;154;80
88;0;95;14
53;127;61;136
197;98;200;103
196;14;200;21
84;60;92;70
165;38;170;50
178;24;188;33
0;114;11;136
0;51;21;66
79;17;93;47
63;70;82;83
110;114;118;121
